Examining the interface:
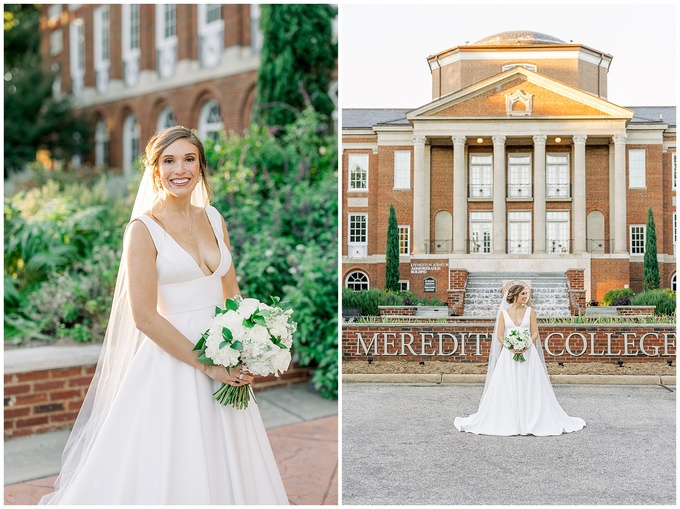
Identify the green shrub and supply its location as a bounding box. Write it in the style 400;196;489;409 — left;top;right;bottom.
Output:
631;289;676;316
342;288;442;316
601;288;635;306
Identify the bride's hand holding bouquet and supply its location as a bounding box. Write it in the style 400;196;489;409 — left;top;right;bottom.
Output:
194;295;296;409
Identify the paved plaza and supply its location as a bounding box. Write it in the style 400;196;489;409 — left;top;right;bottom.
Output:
342;383;675;505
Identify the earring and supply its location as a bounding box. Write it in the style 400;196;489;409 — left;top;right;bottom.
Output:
198;173;203;183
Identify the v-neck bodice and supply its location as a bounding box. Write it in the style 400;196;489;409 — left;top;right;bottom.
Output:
132;205;232;316
502;307;531;330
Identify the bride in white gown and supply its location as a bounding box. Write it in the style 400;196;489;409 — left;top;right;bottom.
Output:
40;126;289;504
454;284;585;436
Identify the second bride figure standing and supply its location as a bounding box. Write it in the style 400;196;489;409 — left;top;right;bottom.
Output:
454;284;586;436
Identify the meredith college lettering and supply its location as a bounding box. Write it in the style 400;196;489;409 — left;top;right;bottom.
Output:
343;325;675;364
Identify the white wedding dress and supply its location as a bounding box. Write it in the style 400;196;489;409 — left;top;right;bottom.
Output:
41;206;289;504
454;307;585;436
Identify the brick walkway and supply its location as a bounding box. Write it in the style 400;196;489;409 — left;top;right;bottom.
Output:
4;415;338;505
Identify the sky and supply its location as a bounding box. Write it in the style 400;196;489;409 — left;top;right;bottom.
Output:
340;2;677;109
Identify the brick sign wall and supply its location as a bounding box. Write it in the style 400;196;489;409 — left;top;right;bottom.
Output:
343;322;676;364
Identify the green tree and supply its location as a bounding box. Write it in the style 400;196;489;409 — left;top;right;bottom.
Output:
385;204;400;292
643;207;660;291
256;4;337;134
4;4;90;176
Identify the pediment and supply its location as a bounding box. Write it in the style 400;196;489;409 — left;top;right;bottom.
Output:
407;67;633;121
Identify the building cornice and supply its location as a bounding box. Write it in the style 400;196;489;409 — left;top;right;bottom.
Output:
428;45;613;72
75;47;259;109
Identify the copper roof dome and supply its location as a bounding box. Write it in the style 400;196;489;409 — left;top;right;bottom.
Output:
473;30;567;46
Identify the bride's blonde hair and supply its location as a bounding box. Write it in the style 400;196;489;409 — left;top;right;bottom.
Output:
143;126;213;202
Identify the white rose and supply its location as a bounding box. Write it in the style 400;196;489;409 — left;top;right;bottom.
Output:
238;298;261;319
273;347;291;375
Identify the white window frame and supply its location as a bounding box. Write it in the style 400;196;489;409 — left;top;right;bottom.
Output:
672;152;677;190
546;211;570;254
630;224;646;255
348;213;368;259
628;149;646;188
671;273;677;292
673;212;677;256
508;211;532;254
198;99;223;142
49;29;63;56
157;106;177;133
469;154;493;198
123;113;140;177
345;270;370;291
250;4;263;54
469;211;492;254
156;4;178;79
48;4;61;21
546;153;570;198
393;151;410;189
69;18;85;98
348;154;368;191
95;119;109;167
398;280;410;292
122;4;141;87
507;154;532;198
198;4;224;68
94;6;110;93
397;225;410;255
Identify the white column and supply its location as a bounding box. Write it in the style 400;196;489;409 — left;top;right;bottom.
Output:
533;135;547;253
492;135;506;253
412;135;427;254
452;136;467;254
613;134;627;253
573;134;587;253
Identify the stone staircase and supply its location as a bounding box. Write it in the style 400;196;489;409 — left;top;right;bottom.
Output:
463;272;571;318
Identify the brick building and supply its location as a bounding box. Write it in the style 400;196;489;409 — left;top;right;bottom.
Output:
39;4;262;174
342;31;676;307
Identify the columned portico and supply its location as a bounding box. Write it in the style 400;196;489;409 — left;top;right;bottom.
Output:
572;134;587;253
492;135;506;253
412;135;427;253
533;135;547;253
452;136;467;254
613;134;627;253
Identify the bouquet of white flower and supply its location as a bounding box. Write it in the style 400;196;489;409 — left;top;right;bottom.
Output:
194;295;296;409
503;329;533;362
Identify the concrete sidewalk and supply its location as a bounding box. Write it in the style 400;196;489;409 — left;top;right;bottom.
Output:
342;383;675;505
4;384;338;505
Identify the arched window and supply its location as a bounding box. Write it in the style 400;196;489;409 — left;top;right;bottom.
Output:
157;106;176;133
198;99;223;142
672;273;677;292
345;271;369;291
95;118;109;167
123;113;140;176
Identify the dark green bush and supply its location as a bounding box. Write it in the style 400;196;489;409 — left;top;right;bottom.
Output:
601;288;635;306
631;289;676;316
342;288;443;316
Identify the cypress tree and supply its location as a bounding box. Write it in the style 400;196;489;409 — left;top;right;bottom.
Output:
643;207;660;291
385;204;400;292
256;4;337;134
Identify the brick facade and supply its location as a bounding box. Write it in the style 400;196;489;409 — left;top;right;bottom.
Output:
342;30;676;308
40;4;259;171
